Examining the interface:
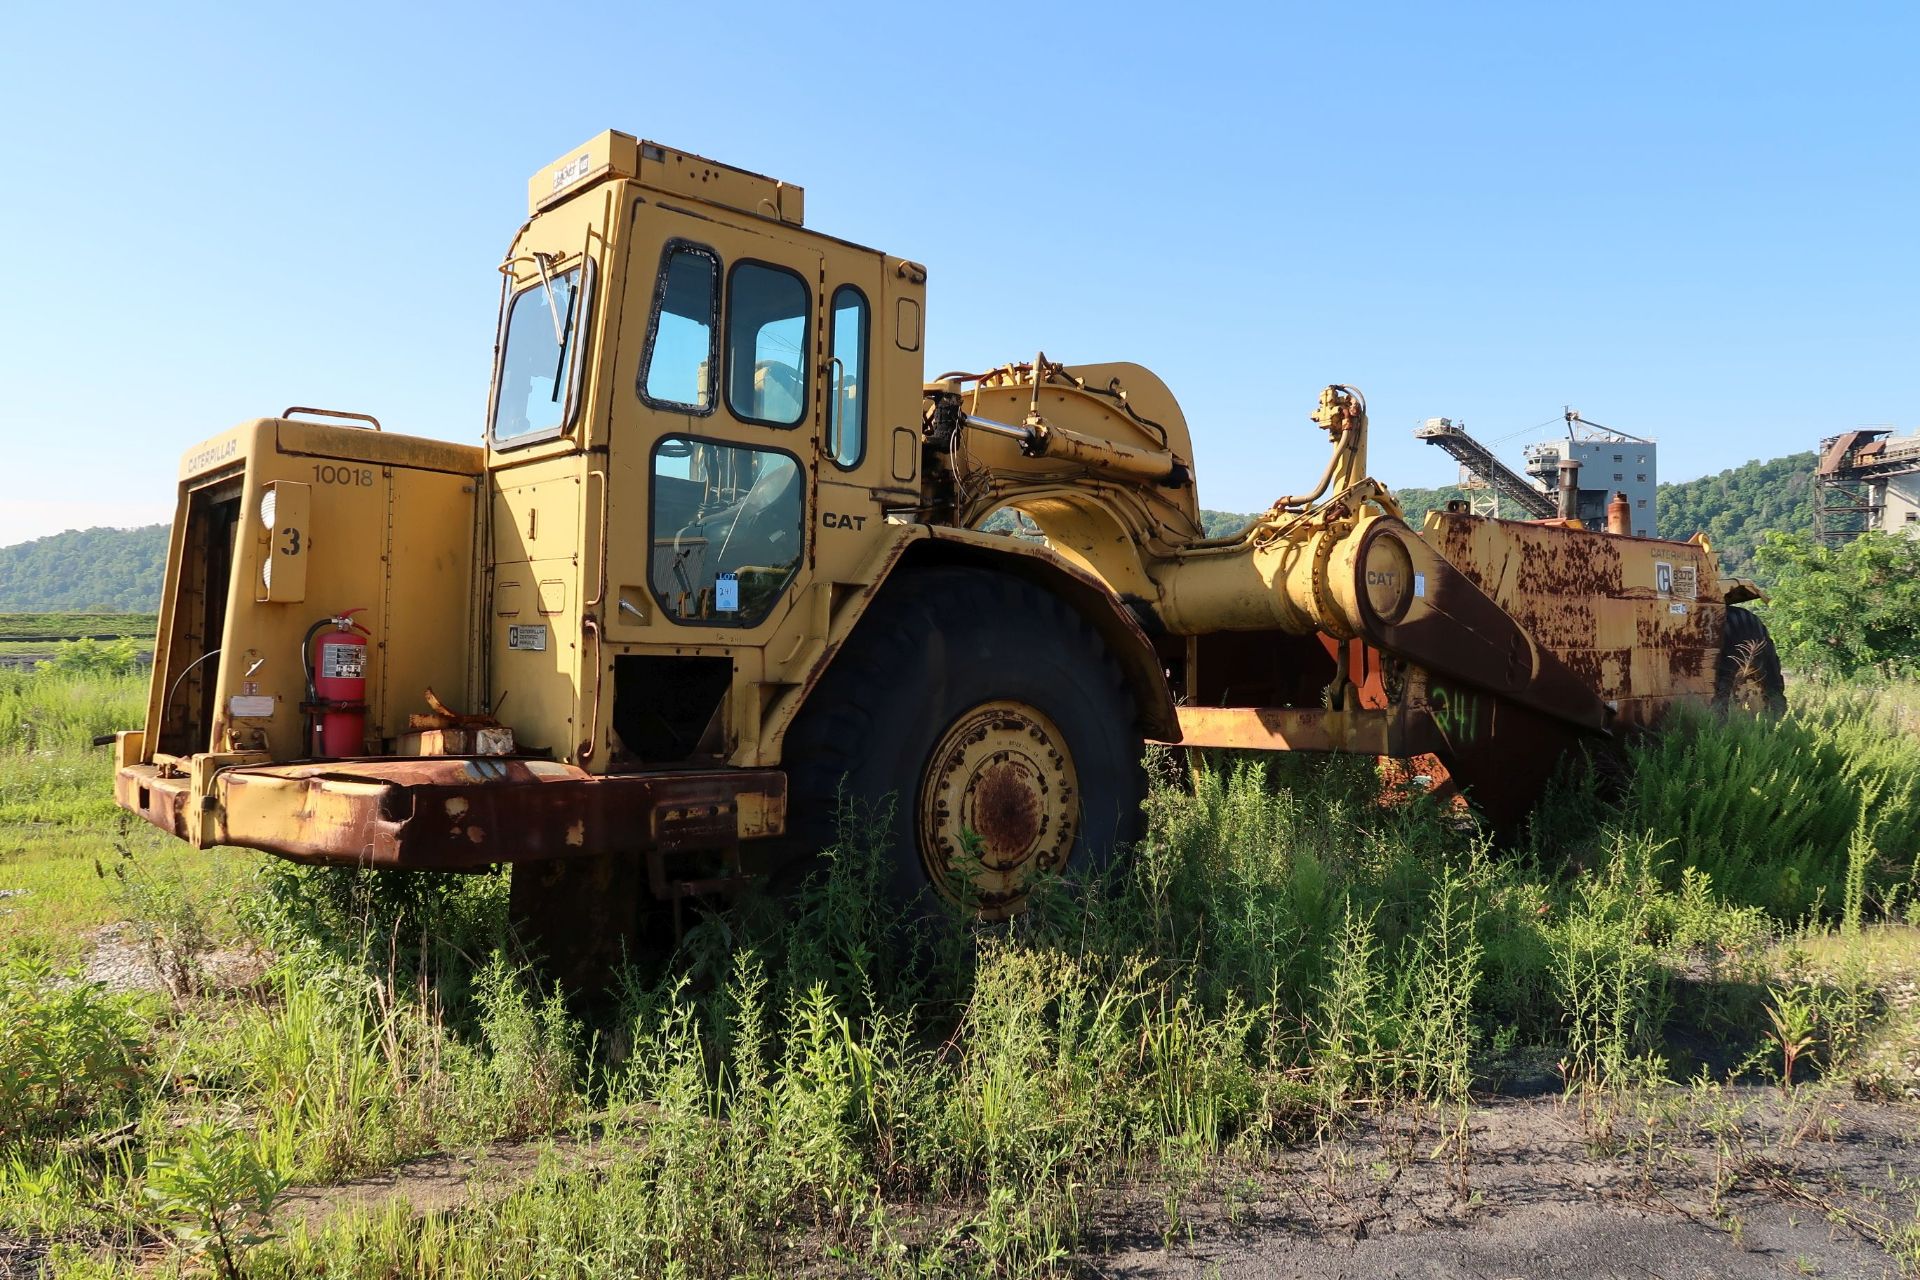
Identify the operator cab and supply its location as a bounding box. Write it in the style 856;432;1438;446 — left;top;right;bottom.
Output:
481;132;926;774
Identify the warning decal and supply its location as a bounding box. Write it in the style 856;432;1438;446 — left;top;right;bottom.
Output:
320;643;364;680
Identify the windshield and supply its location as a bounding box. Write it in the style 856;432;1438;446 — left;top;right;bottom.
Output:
491;264;588;443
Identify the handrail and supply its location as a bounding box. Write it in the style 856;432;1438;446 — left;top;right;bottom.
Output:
282;407;382;432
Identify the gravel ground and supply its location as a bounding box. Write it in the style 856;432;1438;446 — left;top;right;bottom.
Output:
78;921;268;995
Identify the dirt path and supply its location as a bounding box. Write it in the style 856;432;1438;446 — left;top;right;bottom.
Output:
278;1136;605;1233
1087;1093;1920;1278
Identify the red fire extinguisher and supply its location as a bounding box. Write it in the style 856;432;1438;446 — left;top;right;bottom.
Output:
304;609;370;758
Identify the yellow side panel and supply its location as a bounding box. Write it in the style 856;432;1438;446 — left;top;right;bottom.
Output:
489;462;583;761
224;452;392;757
1422;512;1720;726
160;420;481;761
380;468;479;735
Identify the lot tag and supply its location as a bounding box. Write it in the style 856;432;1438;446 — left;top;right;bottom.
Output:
714;573;740;612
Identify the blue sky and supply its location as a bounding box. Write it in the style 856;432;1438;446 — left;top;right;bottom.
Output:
1;1;1915;545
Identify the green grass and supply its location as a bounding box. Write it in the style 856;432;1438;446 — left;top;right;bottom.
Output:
0;669;249;963
0;669;147;759
0;614;156;666
1618;684;1920;918
0;823;249;965
0;614;157;642
2;662;1918;1277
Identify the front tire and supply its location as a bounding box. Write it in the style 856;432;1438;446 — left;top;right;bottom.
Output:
1715;605;1786;715
784;567;1147;916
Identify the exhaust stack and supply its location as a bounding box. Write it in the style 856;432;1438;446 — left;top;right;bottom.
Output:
1557;457;1581;520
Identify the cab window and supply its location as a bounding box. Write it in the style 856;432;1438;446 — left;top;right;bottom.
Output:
650;436;804;626
492;262;591;444
639;242;719;413
725;262;809;427
827;285;868;467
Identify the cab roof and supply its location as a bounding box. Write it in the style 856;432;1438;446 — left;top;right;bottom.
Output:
529;130;804;227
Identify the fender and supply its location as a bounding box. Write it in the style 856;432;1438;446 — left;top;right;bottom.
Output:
757;523;1180;763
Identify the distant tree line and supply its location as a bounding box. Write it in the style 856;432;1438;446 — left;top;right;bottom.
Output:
0;525;169;611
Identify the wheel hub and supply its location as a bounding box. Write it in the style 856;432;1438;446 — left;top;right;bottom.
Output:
917;700;1080;911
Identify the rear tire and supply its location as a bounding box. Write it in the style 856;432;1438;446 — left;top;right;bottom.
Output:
783;567;1147;916
1715;605;1786;715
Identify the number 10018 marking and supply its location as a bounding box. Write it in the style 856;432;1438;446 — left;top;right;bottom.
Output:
313;465;375;486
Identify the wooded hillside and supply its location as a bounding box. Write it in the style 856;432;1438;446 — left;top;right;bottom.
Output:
0;525;169;611
1655;451;1818;580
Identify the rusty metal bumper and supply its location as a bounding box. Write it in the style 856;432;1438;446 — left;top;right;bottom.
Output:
115;757;786;870
1168;704;1442;755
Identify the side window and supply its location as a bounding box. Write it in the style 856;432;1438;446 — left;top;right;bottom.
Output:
827;285;869;468
650;436;804;626
725;262;808;427
639;243;718;413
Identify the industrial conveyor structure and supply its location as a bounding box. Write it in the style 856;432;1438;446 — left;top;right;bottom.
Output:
1413;418;1556;518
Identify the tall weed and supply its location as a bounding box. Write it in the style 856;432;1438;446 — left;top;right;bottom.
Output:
1620;690;1920;916
0;958;150;1151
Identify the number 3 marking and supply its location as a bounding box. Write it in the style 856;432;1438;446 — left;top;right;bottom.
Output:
279;527;302;556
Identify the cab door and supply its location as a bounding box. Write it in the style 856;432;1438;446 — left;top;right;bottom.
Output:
593;201;826;768
604;203;825;645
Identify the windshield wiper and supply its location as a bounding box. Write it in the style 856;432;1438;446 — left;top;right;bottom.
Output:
532;252;577;403
532;252;567;346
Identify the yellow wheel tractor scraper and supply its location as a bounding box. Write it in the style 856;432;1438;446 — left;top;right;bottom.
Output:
112;130;1783;968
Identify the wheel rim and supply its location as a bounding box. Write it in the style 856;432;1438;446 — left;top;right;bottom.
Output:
916;699;1080;914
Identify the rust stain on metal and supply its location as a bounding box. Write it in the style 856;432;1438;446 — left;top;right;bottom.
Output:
973;761;1041;857
116;759;785;870
1418;512;1719;727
